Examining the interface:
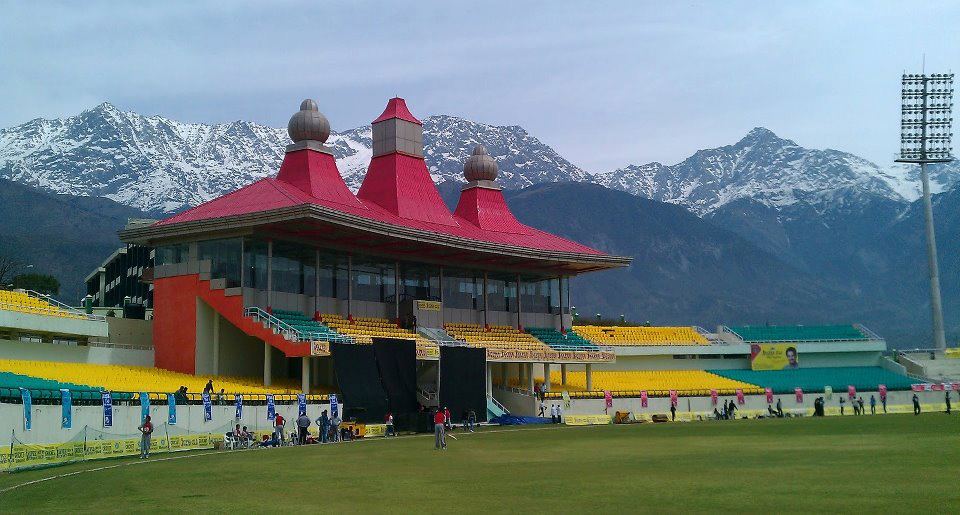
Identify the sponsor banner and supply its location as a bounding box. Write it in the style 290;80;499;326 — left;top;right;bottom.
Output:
365;424;387;437
416;346;440;359
749;343;799;370
61;389;72;429
20;388;31;431
140;392;150;421
297;393;307;415
603;390;613;408
202;393;212;421
847;386;856;399
669;390;678;406
951;383;960;392
483;348;615;363
640;390;648;408
878;384;887;400
795;387;803;403
824;386;833;399
911;383;929;392
736;389;745;405
561;390;571;410
765;388;773;403
310;341;330;356
931;383;946;392
945;348;960;359
330;394;339;418
167;394;177;425
266;395;276;420
4;433;220;472
564;414;611;426
235;395;244;419
415;300;441;311
102;392;113;428
710;389;718;405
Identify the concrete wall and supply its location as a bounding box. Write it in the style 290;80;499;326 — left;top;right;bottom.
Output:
0;399;336;446
0;310;109;339
553;389;943;419
0;338;154;367
104;317;153;347
492;387;537;415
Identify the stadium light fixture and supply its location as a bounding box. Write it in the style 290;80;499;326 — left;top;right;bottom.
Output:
895;72;955;350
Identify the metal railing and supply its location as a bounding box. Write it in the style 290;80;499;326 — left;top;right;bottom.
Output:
488;395;509;414
244;307;355;344
0;300;105;322
0;387;332;405
23;289;106;321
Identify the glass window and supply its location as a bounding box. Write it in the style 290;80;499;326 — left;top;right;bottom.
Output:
243;238;268;290
272;241;316;295
198;238;242;288
400;264;439;301
352;260;393;302
155;244;189;266
442;269;482;310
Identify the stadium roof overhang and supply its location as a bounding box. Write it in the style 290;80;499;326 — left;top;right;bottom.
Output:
119;204;632;276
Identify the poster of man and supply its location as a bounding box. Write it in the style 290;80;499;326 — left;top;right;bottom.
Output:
750;344;800;370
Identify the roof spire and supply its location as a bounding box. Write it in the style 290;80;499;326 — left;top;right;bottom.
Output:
286;99;332;154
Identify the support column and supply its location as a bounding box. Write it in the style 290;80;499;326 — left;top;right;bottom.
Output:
486;363;493;398
438;266;444;326
527;363;535;392
315;249;321;316
561;364;567;386
212;312;220;375
515;274;522;329
585;364;593;391
266;239;273;309
543;363;551;391
499;363;507;388
301;357;310;394
557;276;565;332
311;357;320;387
394;261;400;321
347;255;353;317
920;162;947;350
482;272;489;327
263;342;272;387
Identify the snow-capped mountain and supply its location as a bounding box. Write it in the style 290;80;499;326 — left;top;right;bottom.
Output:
595;127;960;216
0;103;590;213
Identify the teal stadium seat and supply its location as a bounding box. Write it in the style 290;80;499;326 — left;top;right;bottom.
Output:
729;325;869;342
271;309;346;342
0;371;131;401
526;327;599;350
708;367;914;394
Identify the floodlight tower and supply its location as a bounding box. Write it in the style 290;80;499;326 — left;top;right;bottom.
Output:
896;72;955;350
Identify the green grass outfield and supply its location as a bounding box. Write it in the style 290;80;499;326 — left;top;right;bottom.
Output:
1;414;958;513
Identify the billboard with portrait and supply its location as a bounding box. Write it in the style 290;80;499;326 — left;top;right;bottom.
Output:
749;344;799;370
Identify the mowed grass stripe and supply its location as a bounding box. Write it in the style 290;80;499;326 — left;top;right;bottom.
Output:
1;414;958;513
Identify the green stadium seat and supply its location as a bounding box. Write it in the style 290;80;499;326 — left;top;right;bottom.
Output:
707;367;914;394
728;325;869;342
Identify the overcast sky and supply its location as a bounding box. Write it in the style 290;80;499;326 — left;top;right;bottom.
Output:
1;1;958;172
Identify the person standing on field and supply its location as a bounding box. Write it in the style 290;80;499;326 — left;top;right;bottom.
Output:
839;397;845;415
881;394;887;413
945;391;952;414
434;409;446;450
274;413;285;444
138;415;154;459
869;395;876;415
670;402;676;421
912;393;921;415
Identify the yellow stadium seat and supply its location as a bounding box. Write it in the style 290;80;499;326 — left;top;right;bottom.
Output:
572;325;709;346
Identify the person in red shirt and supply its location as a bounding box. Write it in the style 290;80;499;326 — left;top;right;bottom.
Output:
138;415;154;459
443;406;451;430
434;409;446;450
274;413;286;444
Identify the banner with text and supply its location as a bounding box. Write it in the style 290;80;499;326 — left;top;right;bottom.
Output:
750;343;799;370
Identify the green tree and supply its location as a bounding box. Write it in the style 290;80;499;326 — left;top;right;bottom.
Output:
12;273;60;295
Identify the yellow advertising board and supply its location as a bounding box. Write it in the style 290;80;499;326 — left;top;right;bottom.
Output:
416;300;442;311
749;343;799;370
364;424;387;438
4;433;221;472
563;414;611;426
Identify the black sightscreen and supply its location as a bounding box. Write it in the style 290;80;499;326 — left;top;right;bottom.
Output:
373;338;419;431
331;342;388;424
439;346;487;423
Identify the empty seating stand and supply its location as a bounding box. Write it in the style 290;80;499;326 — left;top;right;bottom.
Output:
271;309;346;342
0;290;87;320
708;367;914;394
527;370;764;396
321;314;438;354
526;327;598;350
444;323;551;352
728;325;869;342
573;325;709;346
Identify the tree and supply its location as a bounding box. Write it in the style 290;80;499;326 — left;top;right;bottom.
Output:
12;273;60;295
0;244;25;287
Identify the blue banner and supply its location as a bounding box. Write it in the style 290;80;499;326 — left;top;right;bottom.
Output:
202;393;212;421
102;392;113;428
140;392;150;421
235;394;243;419
61;389;72;429
267;394;276;420
167;393;177;425
330;394;338;418
297;393;306;415
19;388;31;431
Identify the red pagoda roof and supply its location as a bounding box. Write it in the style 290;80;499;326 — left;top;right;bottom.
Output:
372;97;421;125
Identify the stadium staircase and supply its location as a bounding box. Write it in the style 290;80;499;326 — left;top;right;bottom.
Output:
487;395;508;420
167;274;319;357
418;326;454;343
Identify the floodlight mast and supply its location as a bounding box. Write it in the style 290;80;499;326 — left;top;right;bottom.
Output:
895;73;955;350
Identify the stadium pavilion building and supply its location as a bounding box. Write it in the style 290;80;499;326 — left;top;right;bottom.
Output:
120;98;631;396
